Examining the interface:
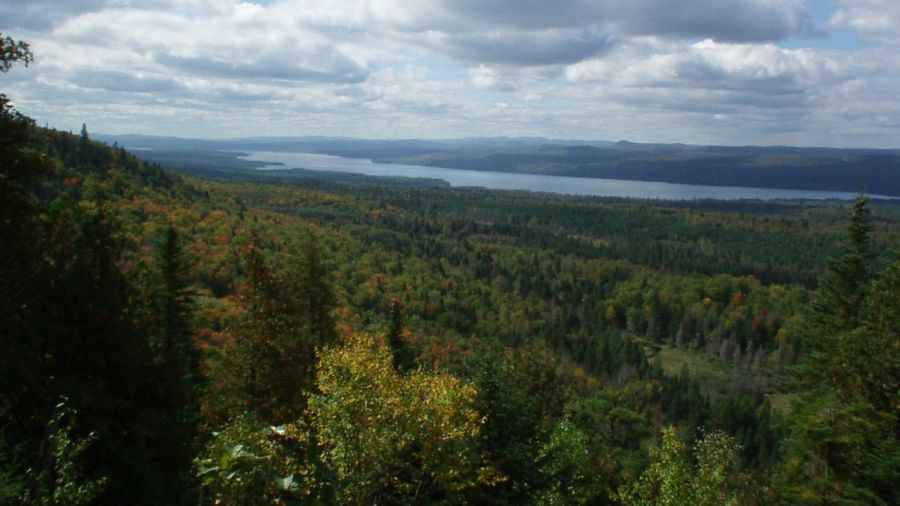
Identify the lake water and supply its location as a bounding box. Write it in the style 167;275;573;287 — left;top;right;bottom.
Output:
240;151;895;201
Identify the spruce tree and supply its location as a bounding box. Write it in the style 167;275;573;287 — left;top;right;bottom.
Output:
779;197;899;505
153;225;196;370
386;300;415;372
145;225;200;503
299;238;337;346
813;194;873;332
216;237;337;424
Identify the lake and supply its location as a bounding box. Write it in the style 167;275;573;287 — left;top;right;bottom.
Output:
240;151;895;201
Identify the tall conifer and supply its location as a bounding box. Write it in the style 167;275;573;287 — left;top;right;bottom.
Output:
813;194;873;332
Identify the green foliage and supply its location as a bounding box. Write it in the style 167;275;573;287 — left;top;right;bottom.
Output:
534;420;605;505
20;400;107;506
566;387;649;493
0;33;32;72
6;121;898;504
618;426;691;506
310;335;483;504
463;339;544;502
213;237;336;424
780;392;896;505
0;427;25;504
617;426;745;506
813;195;874;332
150;226;196;364
386;300;416;372
138;225;202;499
197;416;315;505
710;394;779;468
779;197;899;505
4;40;900;505
1;44;202;503
299;238;338;346
851;254;900;415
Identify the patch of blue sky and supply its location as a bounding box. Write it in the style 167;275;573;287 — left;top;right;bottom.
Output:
782;0;869;50
417;56;470;82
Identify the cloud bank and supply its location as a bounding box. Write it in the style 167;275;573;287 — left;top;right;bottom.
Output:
1;0;898;147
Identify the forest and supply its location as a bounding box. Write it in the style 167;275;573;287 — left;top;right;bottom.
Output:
95;133;900;197
2;36;899;505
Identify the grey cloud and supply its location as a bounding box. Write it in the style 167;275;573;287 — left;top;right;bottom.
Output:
155;47;368;84
332;85;382;102
384;98;455;116
212;87;281;104
669;59;809;97
443;29;614;66
0;0;107;31
692;88;807;112
438;0;816;43
439;0;603;30
614;86;808;118
73;70;182;93
5;78;173;109
670;59;729;84
721;88;808;110
3;0;898;148
0;0;221;32
614;0;818;42
634;72;813;113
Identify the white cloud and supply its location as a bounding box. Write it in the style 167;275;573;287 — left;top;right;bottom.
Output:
469;65;500;90
830;0;900;45
0;0;897;147
567;38;846;93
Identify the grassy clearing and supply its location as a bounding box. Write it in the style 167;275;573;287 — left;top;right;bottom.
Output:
765;393;798;414
652;344;734;400
639;339;778;402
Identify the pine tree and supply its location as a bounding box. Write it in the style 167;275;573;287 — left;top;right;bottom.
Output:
299;238;337;346
216;237;337;424
144;225;200;502
813;194;873;332
779;197;899;505
153;226;196;371
464;340;543;504
0;36;200;504
387;300;415;372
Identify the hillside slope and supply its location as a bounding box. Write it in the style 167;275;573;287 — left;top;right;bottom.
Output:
99;134;900;196
3;117;898;504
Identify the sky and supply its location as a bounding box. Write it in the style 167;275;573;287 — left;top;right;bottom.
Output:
1;0;899;148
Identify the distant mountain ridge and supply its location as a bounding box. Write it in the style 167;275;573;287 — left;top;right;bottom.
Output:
95;134;900;196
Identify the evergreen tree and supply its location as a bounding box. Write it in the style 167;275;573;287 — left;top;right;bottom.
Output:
812;194;873;332
215;237;337;424
0;37;46;367
1;38;205;503
299;238;337;346
386;300;415;372
779;197;899;505
143;225;200;503
152;225;196;371
463;340;543;504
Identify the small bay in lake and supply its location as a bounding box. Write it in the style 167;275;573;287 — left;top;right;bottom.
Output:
240;151;895;201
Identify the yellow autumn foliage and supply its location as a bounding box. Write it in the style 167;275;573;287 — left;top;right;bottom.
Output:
310;334;482;504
